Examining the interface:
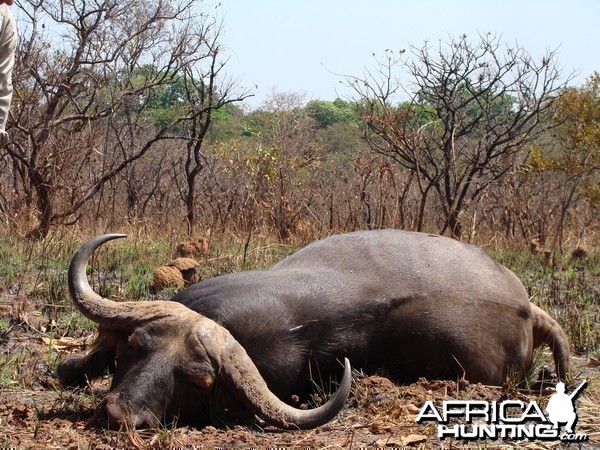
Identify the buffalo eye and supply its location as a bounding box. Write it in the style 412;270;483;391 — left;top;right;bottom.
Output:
125;332;148;356
190;373;214;388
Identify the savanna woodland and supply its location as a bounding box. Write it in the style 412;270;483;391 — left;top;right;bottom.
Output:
0;1;598;448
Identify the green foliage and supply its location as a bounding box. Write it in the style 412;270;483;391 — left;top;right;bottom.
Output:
241;109;279;138
0;318;12;344
316;122;363;159
207;103;245;143
0;241;20;289
418;79;516;127
120;66;189;131
305;99;358;128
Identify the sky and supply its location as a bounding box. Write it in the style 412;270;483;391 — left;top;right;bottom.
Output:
219;0;600;109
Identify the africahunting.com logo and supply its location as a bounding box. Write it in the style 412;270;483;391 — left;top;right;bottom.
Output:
416;380;588;442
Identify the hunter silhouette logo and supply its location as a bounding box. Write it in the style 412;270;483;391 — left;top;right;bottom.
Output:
416;380;589;442
546;380;586;435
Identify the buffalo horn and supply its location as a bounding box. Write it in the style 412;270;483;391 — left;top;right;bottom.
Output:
68;234;171;329
217;326;352;429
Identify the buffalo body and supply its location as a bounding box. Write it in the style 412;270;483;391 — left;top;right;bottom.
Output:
57;230;569;429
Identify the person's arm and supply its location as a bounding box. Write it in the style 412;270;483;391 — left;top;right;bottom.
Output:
0;3;16;146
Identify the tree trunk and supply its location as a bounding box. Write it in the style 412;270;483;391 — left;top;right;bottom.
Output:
186;175;196;236
447;208;462;239
26;168;52;240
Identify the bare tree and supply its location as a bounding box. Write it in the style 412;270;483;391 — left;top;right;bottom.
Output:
3;0;230;238
251;92;322;241
175;18;252;236
349;33;571;238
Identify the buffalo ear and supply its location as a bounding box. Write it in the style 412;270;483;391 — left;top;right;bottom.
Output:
181;323;220;389
56;350;115;386
56;330;118;387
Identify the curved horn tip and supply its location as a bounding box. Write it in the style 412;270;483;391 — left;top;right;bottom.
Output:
69;234;127;270
71;234;128;259
92;233;128;244
68;234;128;309
295;356;352;429
337;357;352;402
100;233;128;245
290;357;353;430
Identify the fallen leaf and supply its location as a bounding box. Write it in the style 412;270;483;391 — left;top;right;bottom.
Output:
370;421;392;433
375;434;427;447
401;434;428;445
404;403;420;414
375;437;404;447
41;336;86;350
588;358;600;367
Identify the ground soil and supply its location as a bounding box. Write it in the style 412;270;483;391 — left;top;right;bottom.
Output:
0;315;598;450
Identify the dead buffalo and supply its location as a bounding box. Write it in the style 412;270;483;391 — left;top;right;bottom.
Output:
57;230;569;430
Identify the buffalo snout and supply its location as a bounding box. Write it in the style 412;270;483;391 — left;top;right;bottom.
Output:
98;392;161;429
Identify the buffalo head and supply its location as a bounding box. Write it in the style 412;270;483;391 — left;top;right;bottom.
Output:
56;234;351;429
